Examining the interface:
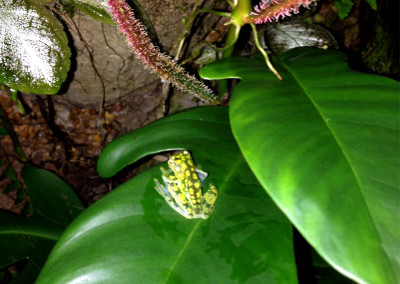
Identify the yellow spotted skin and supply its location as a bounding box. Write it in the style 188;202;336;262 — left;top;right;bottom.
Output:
154;151;218;219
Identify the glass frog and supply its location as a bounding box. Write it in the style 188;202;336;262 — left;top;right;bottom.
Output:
154;151;218;219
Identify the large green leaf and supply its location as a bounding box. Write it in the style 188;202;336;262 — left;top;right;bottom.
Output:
200;48;400;284
68;0;159;45
265;21;338;54
0;0;70;94
97;106;232;178
23;165;85;227
36;106;297;283
69;0;114;24
0;165;84;283
0;211;63;283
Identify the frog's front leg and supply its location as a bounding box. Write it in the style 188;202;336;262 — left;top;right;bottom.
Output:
154;176;194;219
159;167;177;185
201;184;219;219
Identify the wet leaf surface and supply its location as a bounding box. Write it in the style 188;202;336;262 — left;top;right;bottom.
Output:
200;47;400;284
265;21;338;54
0;0;70;94
69;0;114;24
36;106;297;283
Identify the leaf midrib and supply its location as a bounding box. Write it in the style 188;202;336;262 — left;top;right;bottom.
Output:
283;60;393;275
164;154;245;283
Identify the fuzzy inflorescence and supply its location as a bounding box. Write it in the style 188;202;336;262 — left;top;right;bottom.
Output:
245;0;317;24
108;0;217;103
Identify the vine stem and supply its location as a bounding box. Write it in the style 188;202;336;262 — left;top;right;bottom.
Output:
172;7;231;61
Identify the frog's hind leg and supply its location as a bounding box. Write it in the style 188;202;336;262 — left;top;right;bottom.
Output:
201;185;219;219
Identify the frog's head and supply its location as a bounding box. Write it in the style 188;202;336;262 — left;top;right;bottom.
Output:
168;151;190;168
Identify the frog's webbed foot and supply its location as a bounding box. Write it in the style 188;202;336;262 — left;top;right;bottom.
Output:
201;185;219;219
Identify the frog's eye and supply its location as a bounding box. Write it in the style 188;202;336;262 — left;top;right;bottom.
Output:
168;156;178;167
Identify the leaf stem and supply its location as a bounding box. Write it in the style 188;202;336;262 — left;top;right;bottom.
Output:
250;23;282;80
205;24;241;53
172;6;231;61
0;105;27;162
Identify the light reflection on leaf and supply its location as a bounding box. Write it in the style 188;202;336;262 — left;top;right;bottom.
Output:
69;0;114;24
0;0;70;94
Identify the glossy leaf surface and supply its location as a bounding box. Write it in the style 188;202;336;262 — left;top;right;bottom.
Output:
23;165;85;226
70;0;114;24
265;21;338;54
70;0;159;43
0;211;62;283
200;48;400;284
37;106;297;283
0;0;70;94
0;165;83;283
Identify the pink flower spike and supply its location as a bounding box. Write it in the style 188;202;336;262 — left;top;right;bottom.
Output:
245;0;318;24
107;0;217;103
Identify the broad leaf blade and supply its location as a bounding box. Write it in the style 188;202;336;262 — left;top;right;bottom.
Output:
265;21;338;53
69;0;114;24
97;106;231;178
36;106;297;283
0;211;62;268
200;48;400;284
1;166;83;283
22;165;84;227
0;0;70;94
